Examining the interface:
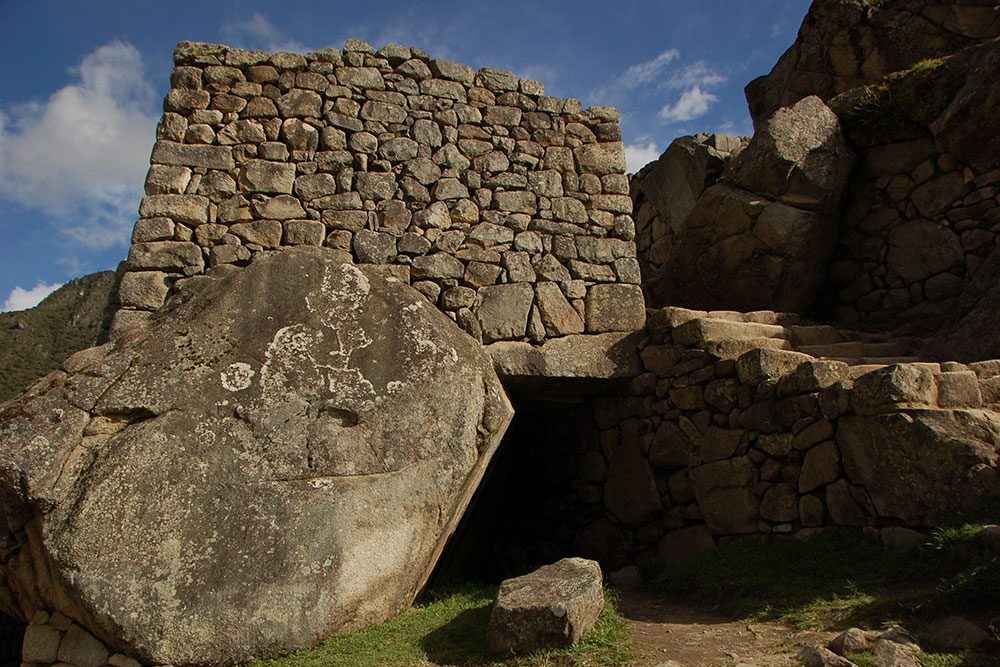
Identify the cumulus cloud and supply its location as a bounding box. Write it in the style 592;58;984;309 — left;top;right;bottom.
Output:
621;49;680;89
624;141;662;174
2;281;62;312
0;41;158;249
659;85;719;123
660;61;727;91
220;12;309;53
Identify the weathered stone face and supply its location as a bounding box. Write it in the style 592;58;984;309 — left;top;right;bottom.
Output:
652;183;838;313
0;247;513;665
725;96;854;215
837;409;1000;526
744;0;1000;128
487;557;604;654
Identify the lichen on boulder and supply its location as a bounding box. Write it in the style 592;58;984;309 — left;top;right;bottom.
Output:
0;246;513;666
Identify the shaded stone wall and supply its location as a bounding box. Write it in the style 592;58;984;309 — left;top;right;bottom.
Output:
556;307;1000;572
117;40;644;343
822;136;1000;329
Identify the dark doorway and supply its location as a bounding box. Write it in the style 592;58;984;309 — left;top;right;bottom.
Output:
430;380;615;586
0;613;25;666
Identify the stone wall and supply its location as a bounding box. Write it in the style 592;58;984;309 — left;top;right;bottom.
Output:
554;307;1000;572
117;40;645;343
821;134;1000;330
20;610;139;667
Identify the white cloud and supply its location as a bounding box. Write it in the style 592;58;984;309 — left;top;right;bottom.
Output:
220;12;309;53
659;85;719;123
621;49;680;89
660;61;727;90
624;141;662;174
0;41;158;249
3;282;62;312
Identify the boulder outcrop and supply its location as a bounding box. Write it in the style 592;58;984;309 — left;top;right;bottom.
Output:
641;96;852;314
745;0;1000;128
630;133;746;285
0;246;513;665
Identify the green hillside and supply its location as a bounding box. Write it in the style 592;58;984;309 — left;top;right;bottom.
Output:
0;271;118;403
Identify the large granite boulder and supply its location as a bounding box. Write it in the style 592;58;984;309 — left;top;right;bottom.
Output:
931;38;1000;175
0;247;514;665
652;184;836;313
837;409;1000;526
725;96;854;214
630;134;746;287
652;96;851;313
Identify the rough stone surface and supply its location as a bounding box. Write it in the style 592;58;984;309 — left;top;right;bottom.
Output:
726;96;853;214
0;247;513;665
121;41;642;346
799;644;858;667
487;558;604;654
837;410;1000;525
744;0;1000;127
926;616;990;650
653;183;837;313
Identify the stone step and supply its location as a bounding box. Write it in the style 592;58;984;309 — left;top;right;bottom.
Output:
862;341;918;357
830;356;924;366
700;336;794;360
659;306;801;329
797;341;866;358
787;324;854;346
672;317;789;346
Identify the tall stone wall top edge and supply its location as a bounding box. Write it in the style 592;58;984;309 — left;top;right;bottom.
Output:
171;39;621;123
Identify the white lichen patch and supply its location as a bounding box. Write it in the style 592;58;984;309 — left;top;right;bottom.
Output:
221;363;256;392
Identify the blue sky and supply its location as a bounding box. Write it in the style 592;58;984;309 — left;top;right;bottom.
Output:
0;0;811;311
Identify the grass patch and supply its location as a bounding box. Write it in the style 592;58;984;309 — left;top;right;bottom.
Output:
249;584;633;667
839;57;965;138
654;521;999;663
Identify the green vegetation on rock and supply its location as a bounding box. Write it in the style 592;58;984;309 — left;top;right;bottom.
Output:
839;57;965;136
249;584;633;667
0;271;118;403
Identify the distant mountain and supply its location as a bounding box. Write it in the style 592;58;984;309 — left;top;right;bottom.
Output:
0;271;118;403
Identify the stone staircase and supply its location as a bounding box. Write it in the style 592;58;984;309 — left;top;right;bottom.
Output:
659;307;924;366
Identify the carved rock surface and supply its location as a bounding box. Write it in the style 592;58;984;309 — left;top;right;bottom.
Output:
0;247;513;666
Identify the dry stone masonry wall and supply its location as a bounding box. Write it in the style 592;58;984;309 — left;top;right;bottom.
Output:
118;39;645;343
561;307;1000;572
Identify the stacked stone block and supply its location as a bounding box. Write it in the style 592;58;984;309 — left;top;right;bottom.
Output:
118;40;644;343
559;307;1000;571
21;611;139;667
824;138;1000;328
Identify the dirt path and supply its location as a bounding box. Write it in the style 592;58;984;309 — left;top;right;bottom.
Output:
618;591;834;667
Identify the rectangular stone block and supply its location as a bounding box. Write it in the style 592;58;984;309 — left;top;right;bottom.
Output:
584;284;646;334
127;241;204;272
138;194;209;225
118;271;171;310
151;141;234;170
477;283;534;343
